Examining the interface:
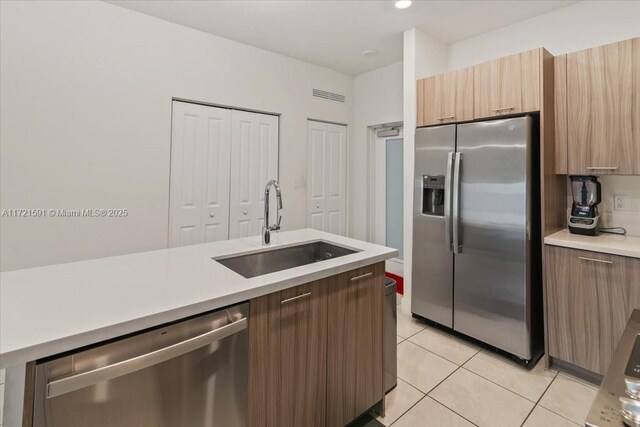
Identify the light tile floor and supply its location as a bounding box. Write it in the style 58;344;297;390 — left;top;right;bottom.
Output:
381;316;598;427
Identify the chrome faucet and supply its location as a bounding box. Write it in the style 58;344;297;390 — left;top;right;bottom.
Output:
263;179;283;245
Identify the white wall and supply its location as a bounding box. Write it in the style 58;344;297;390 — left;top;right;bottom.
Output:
349;61;403;241
402;28;448;315
0;0;354;271
449;1;640;69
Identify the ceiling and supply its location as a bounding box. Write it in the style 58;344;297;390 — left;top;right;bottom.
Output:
108;0;577;75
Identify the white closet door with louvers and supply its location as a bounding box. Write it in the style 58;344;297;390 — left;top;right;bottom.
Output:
228;110;279;239
306;120;347;235
168;101;231;247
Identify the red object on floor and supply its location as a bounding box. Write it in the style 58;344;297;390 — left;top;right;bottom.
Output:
385;272;403;295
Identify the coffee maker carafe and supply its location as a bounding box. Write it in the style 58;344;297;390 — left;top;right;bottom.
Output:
568;175;601;236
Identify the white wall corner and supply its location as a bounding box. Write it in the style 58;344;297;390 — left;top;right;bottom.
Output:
401;28;448;316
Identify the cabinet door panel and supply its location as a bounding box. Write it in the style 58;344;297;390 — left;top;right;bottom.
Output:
280;282;327;427
521;49;541;113
423;69;473;126
567;39;634;174
546;246;640;374
327;263;384;427
474;55;521;118
474;49;540;119
248;292;282;427
455;67;474;122
248;280;327;427
416;78;425;127
633;37;640;174
545;246;601;372
554;54;568;174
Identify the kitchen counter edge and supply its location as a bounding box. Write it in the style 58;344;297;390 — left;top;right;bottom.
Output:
544;229;640;259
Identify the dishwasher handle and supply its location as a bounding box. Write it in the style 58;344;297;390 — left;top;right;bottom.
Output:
46;316;248;399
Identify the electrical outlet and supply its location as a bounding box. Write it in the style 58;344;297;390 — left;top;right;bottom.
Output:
614;194;628;211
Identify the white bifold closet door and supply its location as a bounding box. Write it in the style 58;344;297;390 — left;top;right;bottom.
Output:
169;101;231;247
169;102;279;247
306;120;347;235
228;110;279;239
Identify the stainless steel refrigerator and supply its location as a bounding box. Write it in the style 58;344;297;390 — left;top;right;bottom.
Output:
412;116;542;363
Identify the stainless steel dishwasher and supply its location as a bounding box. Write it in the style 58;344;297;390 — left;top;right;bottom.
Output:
31;302;248;427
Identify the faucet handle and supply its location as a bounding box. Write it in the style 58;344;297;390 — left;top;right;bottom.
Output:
275;215;282;230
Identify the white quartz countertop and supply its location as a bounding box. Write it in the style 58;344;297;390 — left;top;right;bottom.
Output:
0;229;397;368
544;229;640;259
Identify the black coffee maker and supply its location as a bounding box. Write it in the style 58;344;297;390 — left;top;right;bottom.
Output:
568;175;601;236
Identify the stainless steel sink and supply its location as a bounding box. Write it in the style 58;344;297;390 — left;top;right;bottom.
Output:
214;241;359;278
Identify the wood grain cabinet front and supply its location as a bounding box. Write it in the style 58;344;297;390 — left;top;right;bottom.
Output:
545;245;640;375
473;49;540;119
247;280;328;427
564;37;640;175
421;68;474;126
326;263;384;427
247;262;385;427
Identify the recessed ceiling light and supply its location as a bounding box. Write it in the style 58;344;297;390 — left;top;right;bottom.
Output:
362;50;377;57
394;0;412;9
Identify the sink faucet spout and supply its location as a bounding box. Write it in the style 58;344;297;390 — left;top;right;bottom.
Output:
263;180;283;245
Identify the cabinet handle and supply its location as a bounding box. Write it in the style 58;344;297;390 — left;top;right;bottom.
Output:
350;272;373;282
586;166;618;170
281;292;311;304
491;106;515;112
579;256;613;265
438;115;455;121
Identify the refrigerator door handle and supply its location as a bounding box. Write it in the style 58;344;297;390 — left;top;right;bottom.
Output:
444;152;454;252
452;153;462;254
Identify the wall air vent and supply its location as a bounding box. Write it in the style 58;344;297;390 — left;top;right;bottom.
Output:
312;89;346;103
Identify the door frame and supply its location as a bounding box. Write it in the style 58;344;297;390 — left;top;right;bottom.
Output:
366;123;403;245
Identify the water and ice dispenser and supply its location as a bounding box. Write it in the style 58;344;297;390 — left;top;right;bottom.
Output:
421;175;445;216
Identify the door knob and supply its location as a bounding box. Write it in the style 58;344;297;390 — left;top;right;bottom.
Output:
243;210;248;216
209;212;215;218
316;204;320;209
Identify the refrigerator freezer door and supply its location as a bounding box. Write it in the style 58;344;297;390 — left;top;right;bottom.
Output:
454;117;532;359
412;125;455;327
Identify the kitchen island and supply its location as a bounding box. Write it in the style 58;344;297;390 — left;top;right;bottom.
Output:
0;229;397;426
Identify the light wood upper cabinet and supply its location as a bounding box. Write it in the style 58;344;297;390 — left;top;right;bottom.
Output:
416;78;425;127
474;49;540;119
566;38;638;175
545;245;640;374
421;68;474;126
248;280;328;427
554;54;568;174
634;38;640;172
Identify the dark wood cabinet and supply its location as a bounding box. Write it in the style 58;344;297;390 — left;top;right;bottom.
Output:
247;262;385;427
247;280;327;427
326;263;384;427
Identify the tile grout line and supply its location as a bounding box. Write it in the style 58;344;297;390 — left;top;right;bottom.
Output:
457;360;556;404
519;370;559;426
386;394;428;427
424;364;480;426
535;374;590;426
556;371;600;391
399;339;468;371
391;361;480;427
374;378;425;426
405;334;480;366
